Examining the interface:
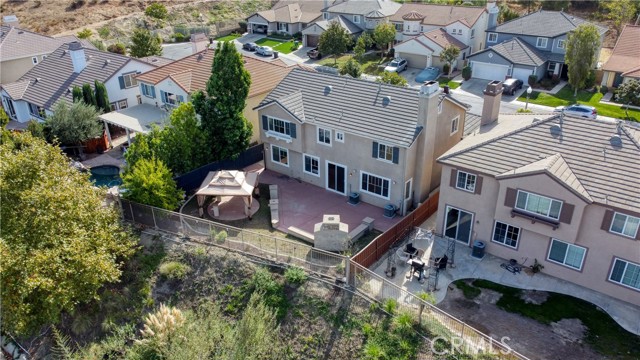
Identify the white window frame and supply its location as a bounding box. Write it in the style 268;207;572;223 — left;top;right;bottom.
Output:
492;221;520;249
302;153;320;177
507;66;513;77
162;91;179;106
2;97;16;118
515;190;563;220
353;15;360;24
488;32;498;43
317;127;331;146
323;12;329;20
360;171;391;200
547;239;586;270
547;62;556;71
536;37;548;48
609;212;640;238
335;131;344;143
557;39;566;49
404;178;412;200
450;115;459;135
266;116;293;142
471;28;475;39
377;143;394;163
271;145;289;167
122;72;138;88
455;171;476;192
609;258;640;291
118;99;128;109
28;103;45;119
31;56;38;65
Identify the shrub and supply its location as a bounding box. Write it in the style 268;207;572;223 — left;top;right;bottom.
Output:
377;72;408;87
145;2;168;20
462;65;472;81
77;28;92;39
600;85;609;94
293;31;302;41
517;108;533;113
584;70;596;89
339;57;362;78
97;26;110;39
158;261;191;280
383;298;397;315
215;230;227;243
442;63;450;76
528;74;537;87
284;267;307;285
90;39;105;50
107;43;126;55
615;79;640;106
238;21;248;32
173;32;186;42
69;0;85;10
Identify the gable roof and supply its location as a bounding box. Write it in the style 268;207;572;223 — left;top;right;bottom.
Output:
1;42;151;110
469;37;547;66
139;55;174;67
134;49;303;98
439;114;640;212
488;10;607;38
602;25;640;74
253;0;333;24
324;0;401;17
0;25;94;61
421;28;468;51
390;3;486;27
312;15;363;34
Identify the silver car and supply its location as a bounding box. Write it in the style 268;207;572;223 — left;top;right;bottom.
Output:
255;46;273;56
553;104;597;119
384;58;408;73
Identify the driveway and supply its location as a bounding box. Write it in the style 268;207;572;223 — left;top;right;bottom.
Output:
455;78;491;97
400;67;426;88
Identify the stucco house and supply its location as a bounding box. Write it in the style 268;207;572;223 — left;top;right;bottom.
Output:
246;0;335;36
255;69;470;215
435;81;640;307
601;25;640;88
468;10;607;84
393;28;469;70
0;42;156;128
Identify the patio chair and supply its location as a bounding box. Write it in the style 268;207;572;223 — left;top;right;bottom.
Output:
434;254;448;272
396;243;419;265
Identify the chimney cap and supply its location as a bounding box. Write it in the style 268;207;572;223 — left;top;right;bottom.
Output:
68;41;83;51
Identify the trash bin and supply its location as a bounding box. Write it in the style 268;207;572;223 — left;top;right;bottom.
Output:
443;85;450;94
273;51;279;58
348;192;360;205
472;240;485;259
383;204;396;218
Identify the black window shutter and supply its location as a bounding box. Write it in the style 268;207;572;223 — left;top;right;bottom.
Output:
118;76;125;89
262;115;268;130
290;123;297;138
392;147;399;164
474;176;483;195
559;203;574;224
504;188;517;207
600;210;614;231
449;169;457;188
372;141;379;158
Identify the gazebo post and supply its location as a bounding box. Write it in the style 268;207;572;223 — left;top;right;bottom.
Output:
104;120;113;149
125;128;131;145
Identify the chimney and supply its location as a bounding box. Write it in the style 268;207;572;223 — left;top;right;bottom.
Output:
2;15;19;28
68;41;87;73
413;80;442;202
486;0;498;29
481;80;503;126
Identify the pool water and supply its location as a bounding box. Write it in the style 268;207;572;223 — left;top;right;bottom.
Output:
89;165;122;187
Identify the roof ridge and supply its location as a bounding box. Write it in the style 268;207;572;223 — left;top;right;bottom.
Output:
514;37;544;65
287;67;421;95
620;122;640;150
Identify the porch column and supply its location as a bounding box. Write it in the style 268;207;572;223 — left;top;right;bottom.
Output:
553;63;561;76
104;120;113;149
126;128;131;145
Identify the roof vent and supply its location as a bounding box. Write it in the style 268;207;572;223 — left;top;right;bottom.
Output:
324;85;332;95
609;134;622;148
34;77;41;83
550;124;562;136
382;96;391;106
532;117;542;122
17;31;24;34
104;59;111;65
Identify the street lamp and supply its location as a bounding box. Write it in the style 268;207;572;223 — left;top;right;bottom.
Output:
525;85;532;110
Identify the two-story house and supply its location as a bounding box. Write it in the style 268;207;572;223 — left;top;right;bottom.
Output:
246;0;335;36
435;81;640;307
0;42;157;128
468;10;607;84
255;69;469;215
601;25;640;88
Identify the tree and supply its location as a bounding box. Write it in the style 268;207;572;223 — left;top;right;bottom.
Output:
318;21;352;65
90;39;106;51
193;41;252;161
129;28;163;58
72;86;83;103
121;157;184;210
615;79;640;106
145;2;169;20
123;127;163;170
373;23;396;59
498;4;520;24
0;132;135;335
0;107;10;144
354;36;367;62
602;0;635;37
82;83;96;107
45;101;102;145
94;80;110;113
77;28;92;39
229;292;281;360
377;71;408;87
440;45;460;77
27;120;45;139
107;43;126;55
565;24;601;96
339;57;362;78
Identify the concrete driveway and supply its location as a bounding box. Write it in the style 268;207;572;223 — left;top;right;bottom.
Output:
400;67;425;89
456;78;492;97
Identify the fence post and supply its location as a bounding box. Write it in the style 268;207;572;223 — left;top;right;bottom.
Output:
345;258;351;285
152;207;158;229
129;201;134;223
274;237;278;261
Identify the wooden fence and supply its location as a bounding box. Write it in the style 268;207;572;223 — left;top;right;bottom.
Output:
352;191;439;268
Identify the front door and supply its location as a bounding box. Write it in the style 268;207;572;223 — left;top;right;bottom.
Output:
444;206;474;245
326;161;346;195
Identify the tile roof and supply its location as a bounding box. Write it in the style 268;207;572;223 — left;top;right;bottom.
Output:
314;15;363;34
402;11;426;21
325;0;401;17
489;10;607;38
470;37;547;66
139;55;174;67
438;114;640;212
390;3;486;27
53;35;97;50
463;113;481;136
622;66;640;79
422;28;468;50
0;25;94;61
255;0;332;24
602;25;640;74
135;49;302;98
1;80;29;100
2;42;150;110
257;68;425;148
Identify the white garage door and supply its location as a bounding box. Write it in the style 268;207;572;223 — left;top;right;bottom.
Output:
512;67;534;84
472;62;509;81
398;52;430;69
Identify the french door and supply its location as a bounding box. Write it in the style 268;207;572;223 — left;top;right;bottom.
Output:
326;161;346;195
444;206;474;245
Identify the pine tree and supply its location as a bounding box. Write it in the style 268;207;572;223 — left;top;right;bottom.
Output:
565;24;601;96
82;83;96;107
94;80;110;113
72;86;84;103
129;27;163;58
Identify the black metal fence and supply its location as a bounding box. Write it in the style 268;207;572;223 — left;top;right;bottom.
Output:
173;144;263;193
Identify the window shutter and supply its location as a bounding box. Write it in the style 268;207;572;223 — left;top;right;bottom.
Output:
151;86;156;98
118;76;125;89
139;83;144;96
372;141;379;158
290;123;297;138
559;203;574;224
504;187;517;207
392;147;399;164
600;210;614;231
160;90;166;103
262;115;268;130
474;176;483;195
449;169;457;187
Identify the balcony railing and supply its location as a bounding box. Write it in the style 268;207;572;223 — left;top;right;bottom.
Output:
510;208;560;230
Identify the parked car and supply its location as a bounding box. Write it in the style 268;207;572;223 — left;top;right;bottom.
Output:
242;42;257;51
553;104;597;119
307;47;322;59
415;67;441;83
502;78;523;95
384;58;408;73
256;46;273;56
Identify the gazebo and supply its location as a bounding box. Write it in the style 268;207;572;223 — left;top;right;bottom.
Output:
195;170;259;219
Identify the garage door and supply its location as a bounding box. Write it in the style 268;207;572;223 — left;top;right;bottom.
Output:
306;35;319;47
398;52;430;69
471;62;509;81
512;67;534;84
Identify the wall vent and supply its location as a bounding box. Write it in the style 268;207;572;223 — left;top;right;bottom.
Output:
324;85;332;95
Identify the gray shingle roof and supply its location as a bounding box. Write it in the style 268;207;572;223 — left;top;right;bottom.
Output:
0;25;94;61
488;10;607;38
257;68;423;148
324;0;401;16
314;15;363;34
438;114;640;212
470;37;567;66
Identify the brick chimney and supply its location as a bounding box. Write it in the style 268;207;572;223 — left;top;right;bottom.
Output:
481;80;502;126
68;41;87;73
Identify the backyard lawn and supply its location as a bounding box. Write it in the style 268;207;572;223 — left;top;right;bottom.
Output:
317;53;390;76
517;85;640;122
438;77;461;89
215;33;241;42
255;37;298;54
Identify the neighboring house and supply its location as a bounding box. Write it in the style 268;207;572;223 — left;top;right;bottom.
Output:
436;82;640;307
134;50;306;143
246;0;335;36
393;28;469;70
301;15;363;47
0;42;157;126
601;25;640;88
468;10;607;83
0;24;95;84
255;69;470;215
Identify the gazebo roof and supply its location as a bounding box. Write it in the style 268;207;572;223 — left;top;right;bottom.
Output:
402;11;425;21
196;170;258;197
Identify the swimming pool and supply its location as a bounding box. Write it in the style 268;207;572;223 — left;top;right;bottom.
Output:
89;165;122;187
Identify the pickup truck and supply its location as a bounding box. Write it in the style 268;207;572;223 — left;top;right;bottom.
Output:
307;47;322;59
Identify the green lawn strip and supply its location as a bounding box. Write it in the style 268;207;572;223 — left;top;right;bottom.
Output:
453;279;481;299
472;280;640;358
438;77;461;89
517;85;640;121
318;53;389;75
254;37;298;54
215;33;241;42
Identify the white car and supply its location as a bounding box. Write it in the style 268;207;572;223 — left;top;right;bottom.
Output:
553;104;597;119
384;58;408;73
256;46;273;56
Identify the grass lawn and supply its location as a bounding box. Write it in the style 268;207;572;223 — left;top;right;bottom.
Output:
215;33;241;42
438;77;461;90
471;279;640;358
517;85;640;122
255;37;298;54
317;53;390;76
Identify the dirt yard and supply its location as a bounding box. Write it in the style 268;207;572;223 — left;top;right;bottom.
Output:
437;282;603;360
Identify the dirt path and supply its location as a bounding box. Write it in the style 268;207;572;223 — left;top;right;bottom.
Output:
436;284;603;360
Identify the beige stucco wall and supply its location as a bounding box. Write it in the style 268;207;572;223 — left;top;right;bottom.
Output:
244;94;265;144
436;164;640;306
1;57;39;84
